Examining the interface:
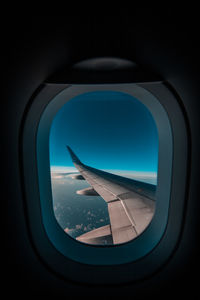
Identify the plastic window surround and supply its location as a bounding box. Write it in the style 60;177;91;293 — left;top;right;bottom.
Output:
37;83;171;264
22;82;188;283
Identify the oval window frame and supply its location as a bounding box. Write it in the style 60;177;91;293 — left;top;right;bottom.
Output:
21;82;188;283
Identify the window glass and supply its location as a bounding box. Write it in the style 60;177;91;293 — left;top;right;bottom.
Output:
49;91;158;245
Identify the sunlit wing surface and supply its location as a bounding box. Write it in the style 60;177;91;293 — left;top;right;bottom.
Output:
67;146;156;245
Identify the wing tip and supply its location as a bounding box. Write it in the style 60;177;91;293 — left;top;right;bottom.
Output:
66;145;82;165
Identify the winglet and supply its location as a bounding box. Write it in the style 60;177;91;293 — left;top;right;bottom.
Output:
66;146;82;165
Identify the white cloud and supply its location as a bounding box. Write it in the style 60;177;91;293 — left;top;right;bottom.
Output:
75;224;83;230
51;166;77;173
64;227;75;234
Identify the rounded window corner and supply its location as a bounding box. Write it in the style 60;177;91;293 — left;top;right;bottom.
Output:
21;81;189;284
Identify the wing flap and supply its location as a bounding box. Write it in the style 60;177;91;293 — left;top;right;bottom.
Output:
121;192;155;234
108;200;137;244
76;224;113;245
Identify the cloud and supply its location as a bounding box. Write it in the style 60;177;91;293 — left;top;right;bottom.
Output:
51;166;77;173
64;227;75;234
65;224;84;233
75;224;83;230
87;211;96;217
52;175;63;179
83;224;94;232
87;224;93;230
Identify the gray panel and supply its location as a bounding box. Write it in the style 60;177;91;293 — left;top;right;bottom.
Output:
108;201;137;244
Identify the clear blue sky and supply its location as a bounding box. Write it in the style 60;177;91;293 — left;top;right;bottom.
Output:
49;91;158;173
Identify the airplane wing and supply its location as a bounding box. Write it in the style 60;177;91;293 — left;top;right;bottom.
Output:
67;146;156;245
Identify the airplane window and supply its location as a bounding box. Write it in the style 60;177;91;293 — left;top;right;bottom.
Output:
49;91;158;245
23;80;187;271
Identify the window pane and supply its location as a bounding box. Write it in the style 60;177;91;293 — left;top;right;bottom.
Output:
49;91;158;245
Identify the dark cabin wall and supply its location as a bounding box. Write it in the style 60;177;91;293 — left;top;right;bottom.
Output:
3;15;199;297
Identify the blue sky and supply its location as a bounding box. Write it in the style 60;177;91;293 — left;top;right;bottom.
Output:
49;91;158;173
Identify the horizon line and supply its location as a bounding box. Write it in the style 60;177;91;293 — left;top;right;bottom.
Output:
50;165;157;176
